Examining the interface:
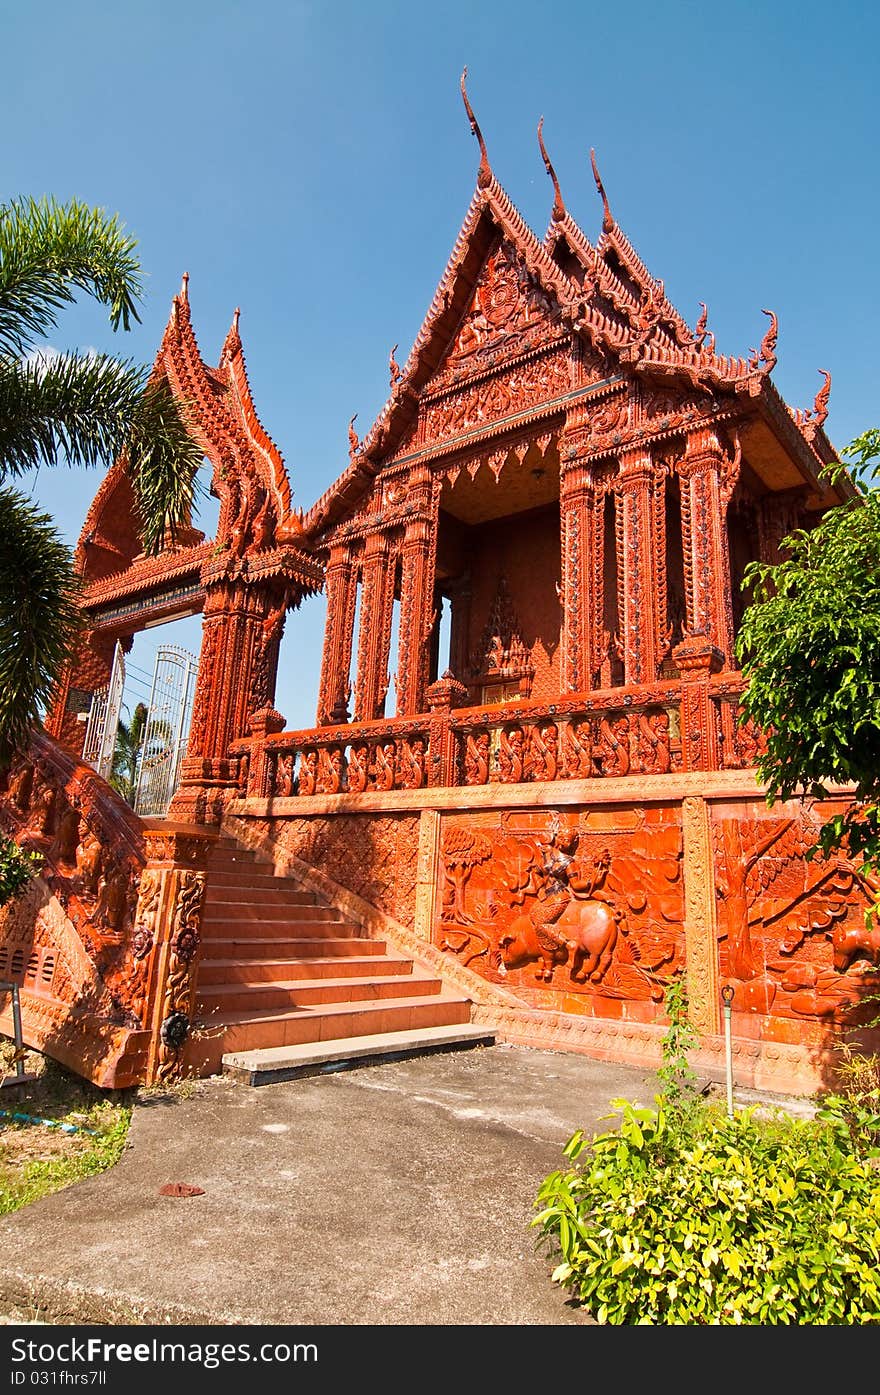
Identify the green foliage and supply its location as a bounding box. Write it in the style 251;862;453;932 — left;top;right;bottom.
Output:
0;833;41;908
532;981;880;1323
736;430;880;875
656;978;700;1124
0;194;204;764
533;1098;880;1324
110;701;149;805
0;1104;130;1217
0;487;81;766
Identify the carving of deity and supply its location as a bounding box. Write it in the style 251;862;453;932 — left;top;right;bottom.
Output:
274;753;294;798
316;746;344;795
74;819;103;898
373;741;397;792
399;738;426;791
92;867;131;935
8;764;33;812
526;722;559;783
346;743;368;794
298;749;318;797
635;710;672;774
562;720;593;778
54;805;81;867
497;726;525;784
594;714;630;777
25;782;57;840
464;731;490;786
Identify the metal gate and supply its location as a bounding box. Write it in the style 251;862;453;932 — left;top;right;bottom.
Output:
82;641;126;781
133;645;199;818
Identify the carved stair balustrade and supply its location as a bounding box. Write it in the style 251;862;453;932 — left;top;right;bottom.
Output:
0;730;214;1087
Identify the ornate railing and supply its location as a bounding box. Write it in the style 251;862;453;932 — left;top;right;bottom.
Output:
0;730;214;1086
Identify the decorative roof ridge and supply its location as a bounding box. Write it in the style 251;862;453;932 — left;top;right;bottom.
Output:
218;306;292;522
82;539;213;606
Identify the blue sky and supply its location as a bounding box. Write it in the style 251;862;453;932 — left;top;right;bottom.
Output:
4;0;877;728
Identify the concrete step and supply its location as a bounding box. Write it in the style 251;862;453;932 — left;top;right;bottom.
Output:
198;974;442;1013
203;900;345;923
202;915;349;937
203;887;327;909
199;935;388;960
208;992;472;1054
207;874;317;898
198;955;415;985
222;1024;496;1085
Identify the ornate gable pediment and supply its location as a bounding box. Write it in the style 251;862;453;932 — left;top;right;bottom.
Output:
426;237;564;397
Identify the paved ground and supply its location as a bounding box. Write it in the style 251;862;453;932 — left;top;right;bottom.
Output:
0;1043;809;1327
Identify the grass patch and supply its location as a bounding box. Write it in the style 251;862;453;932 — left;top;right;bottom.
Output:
0;1039;132;1217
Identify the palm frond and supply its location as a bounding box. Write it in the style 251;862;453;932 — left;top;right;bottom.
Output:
0;487;81;767
0;197;141;357
0;351;147;475
127;379;204;554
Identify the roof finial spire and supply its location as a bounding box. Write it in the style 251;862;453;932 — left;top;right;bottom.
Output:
460;68;492;190
179;270;190;301
813;369;831;427
232;306;240;333
589;149;614;233
537;117;566;223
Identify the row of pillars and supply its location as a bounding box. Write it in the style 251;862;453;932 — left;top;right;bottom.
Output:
316;425;743;726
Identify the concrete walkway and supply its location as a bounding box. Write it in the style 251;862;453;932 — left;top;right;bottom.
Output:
0;1044;806;1326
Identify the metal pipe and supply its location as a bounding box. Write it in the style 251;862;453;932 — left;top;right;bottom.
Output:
721;984;735;1117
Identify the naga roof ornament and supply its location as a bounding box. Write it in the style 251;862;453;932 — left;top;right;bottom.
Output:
460;68;492;191
537;117;566;224
589;148;614;233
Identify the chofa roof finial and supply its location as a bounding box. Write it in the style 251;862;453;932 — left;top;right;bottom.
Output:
589;149;614;233
813;369;831;427
179;271;190;301
537;116;566;223
460;67;492;190
759;308;778;373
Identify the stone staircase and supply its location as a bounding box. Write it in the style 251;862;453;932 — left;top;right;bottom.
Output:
191;836;493;1083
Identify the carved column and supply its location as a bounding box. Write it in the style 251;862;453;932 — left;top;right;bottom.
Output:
673;635;724;771
559;425;604;694
679;430;738;666
757;491;805;566
681;795;721;1035
316;541;358;725
352;532;395;722
169;558;288;824
138;826;214;1085
396;466;438;717
616;448;663;686
413;809;441;942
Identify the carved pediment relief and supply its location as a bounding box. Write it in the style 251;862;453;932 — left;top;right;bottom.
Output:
429;240;560;395
468;575;535;698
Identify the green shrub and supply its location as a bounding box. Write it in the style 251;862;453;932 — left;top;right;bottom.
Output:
533;1096;880;1324
0;835;40;908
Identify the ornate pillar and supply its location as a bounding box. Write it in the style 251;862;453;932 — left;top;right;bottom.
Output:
681;795;721;1035
169;557;288;824
679;429;738;667
559;424;604;693
673;634;724;771
352;532;395;722
757;491;805;566
616;448;664;686
45;630;117;758
396;466;438;717
138;826;214;1085
316;541;358;725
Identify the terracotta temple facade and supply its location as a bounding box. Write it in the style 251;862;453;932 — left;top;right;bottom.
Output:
1;95;876;1094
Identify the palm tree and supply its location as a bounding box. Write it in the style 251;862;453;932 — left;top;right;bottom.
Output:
0;196;204;767
109;701;149;805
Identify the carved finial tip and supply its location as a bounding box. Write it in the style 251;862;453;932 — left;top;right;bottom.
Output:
589;148;613;232
460;66;491;188
537;115;565;222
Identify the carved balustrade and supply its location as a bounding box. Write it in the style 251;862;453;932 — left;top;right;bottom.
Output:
0;730;214;1086
451;687;681;786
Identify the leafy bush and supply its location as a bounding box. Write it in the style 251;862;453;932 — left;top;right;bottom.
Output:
533;1096;880;1325
0;834;40;908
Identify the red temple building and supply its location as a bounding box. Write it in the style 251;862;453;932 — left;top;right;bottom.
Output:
1;89;876;1095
